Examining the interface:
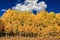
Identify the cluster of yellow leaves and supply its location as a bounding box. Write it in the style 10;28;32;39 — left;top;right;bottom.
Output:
0;19;4;31
1;9;60;37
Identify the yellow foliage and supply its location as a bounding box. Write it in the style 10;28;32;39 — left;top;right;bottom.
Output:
1;9;60;37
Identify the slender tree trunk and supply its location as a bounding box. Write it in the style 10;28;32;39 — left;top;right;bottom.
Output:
6;33;8;36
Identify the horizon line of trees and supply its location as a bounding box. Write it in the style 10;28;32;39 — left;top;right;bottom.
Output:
0;9;60;38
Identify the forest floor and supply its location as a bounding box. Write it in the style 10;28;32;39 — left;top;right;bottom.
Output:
0;36;60;40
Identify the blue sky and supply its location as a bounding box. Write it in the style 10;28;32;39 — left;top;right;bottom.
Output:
0;0;60;16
